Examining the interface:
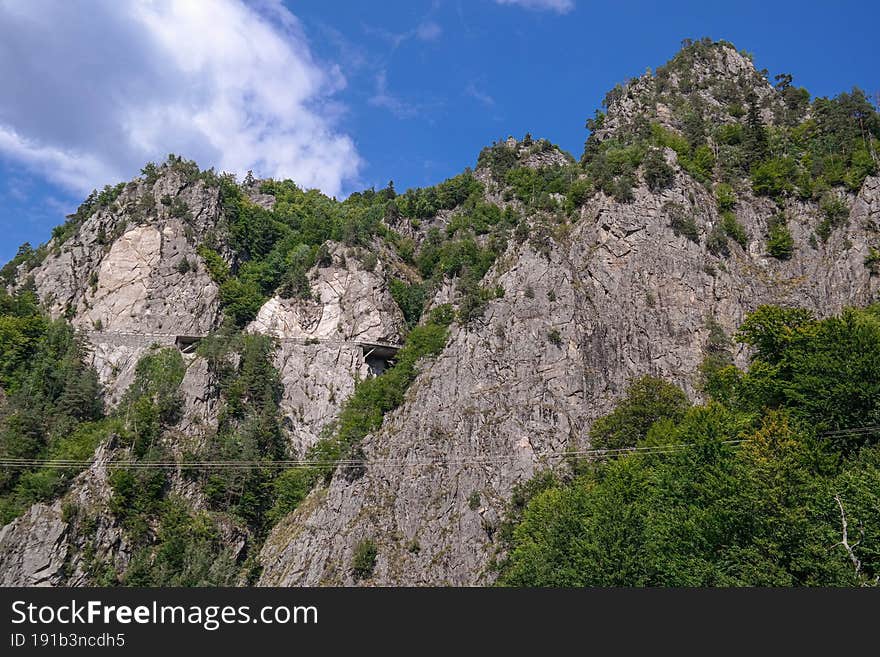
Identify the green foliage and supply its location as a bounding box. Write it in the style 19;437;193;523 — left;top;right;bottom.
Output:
743;93;769;165
716;123;744;145
477;141;520;178
109;461;168;543
720;211;748;248
735;305;815;363
197;245;230;283
201;171;413;326
416;230;497;282
194;334;285;533
582;139;642;202
218;278;266;326
394;171;483;220
567;178;593;207
478;137;570;180
766;215;795;259
202;165;507;328
866;247;880;274
141;162;160;184
503;163;580;209
666;203;700;243
389;279;427;329
1;418;117;525
351;538;378;581
581;41;879;203
175;258;192;274
699;318;738;403
457;283;496;324
646;124;715;183
119;347;185;455
752;157;797;198
817;193;850;241
96;331;284;585
169;197;190;220
714;183;736;211
121;499;239;586
642;148;674;191
736;305;880;452
499;305;880;587
0;243;46;287
0;300;108;522
651;124;690;157
589;376;690;451
689;145;716;181
0;289;47;391
706;225;729;256
750;88;879;199
267;467;316;525
50;183;126;246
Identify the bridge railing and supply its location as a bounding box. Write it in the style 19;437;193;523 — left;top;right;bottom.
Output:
83;331;403;352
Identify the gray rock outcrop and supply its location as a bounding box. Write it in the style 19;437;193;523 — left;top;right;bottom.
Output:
258;173;879;585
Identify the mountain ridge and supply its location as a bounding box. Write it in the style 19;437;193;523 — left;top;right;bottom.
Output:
1;38;878;586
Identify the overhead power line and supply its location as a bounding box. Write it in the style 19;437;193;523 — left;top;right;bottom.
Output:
0;440;746;470
0;426;875;471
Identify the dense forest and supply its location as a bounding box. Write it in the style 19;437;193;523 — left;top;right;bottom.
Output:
0;279;456;584
497;305;880;586
1;38;879;586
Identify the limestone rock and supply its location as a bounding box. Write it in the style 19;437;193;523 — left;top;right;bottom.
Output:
249;242;406;344
249;243;407;453
258;175;879;586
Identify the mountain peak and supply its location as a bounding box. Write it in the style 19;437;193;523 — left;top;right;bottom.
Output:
588;38;784;149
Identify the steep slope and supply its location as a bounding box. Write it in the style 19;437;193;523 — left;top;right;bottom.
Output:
1;39;878;587
258;170;879;585
258;41;880;585
0;163;407;584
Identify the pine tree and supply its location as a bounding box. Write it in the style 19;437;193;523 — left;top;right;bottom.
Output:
743;92;769;166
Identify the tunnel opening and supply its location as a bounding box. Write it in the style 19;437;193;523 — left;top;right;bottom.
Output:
174;335;202;354
360;343;400;376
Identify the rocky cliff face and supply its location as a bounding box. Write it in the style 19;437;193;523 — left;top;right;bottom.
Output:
1;40;878;587
249;242;407;454
0;169;409;584
25;170;224;404
0;443;128;586
258;169;879;586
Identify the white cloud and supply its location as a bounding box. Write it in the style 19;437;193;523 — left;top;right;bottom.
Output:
416;21;443;42
365;19;444;49
368;71;420;119
465;82;496;107
494;0;575;13
0;0;361;197
0;126;121;193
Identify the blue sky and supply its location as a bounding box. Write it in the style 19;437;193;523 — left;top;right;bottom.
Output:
1;0;877;264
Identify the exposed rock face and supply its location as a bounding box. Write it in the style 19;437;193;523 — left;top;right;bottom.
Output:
3;43;880;588
31;172;223;335
0;443;129;586
250;243;406;344
25;169;224;404
249;243;407;454
592;42;781;146
0;504;67;586
82;222;218;336
258;174;879;586
177;355;224;439
273;343;369;455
